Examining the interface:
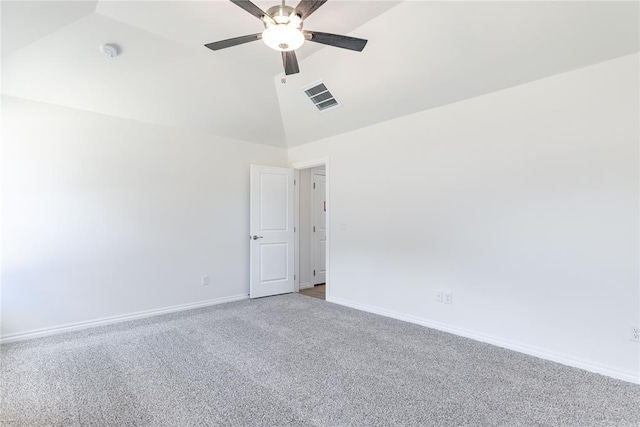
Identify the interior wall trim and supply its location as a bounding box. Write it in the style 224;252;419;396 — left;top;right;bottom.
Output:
328;296;640;385
0;294;250;344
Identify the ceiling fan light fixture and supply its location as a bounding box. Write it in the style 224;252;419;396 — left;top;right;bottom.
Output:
287;13;302;27
262;24;304;51
205;0;369;76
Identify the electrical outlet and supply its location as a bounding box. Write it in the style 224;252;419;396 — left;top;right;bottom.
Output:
631;325;640;342
202;275;209;286
436;290;443;303
443;292;453;305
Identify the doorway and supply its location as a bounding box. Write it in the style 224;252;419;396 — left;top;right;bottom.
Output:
294;160;329;301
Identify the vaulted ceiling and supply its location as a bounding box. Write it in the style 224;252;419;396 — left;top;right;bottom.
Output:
2;1;638;148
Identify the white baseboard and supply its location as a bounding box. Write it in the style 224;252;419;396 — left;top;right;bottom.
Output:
0;294;249;344
327;296;640;385
299;282;314;290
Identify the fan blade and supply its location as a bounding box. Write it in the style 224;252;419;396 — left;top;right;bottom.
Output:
293;0;327;20
230;0;274;24
304;30;367;52
282;51;300;75
205;33;261;51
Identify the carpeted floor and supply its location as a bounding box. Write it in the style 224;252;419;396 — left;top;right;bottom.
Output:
1;294;639;426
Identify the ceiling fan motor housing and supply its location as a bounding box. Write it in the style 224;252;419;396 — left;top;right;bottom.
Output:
261;4;304;51
265;5;298;25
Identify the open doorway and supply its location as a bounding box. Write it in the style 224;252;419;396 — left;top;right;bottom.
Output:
294;161;328;300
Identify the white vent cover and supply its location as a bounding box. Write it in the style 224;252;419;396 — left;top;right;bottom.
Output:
302;81;342;112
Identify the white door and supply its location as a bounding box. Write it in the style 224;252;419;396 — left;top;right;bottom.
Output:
312;172;326;284
250;165;295;298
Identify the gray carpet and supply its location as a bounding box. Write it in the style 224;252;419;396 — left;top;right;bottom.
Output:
1;294;639;426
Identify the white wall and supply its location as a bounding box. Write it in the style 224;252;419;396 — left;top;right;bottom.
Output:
1;96;287;338
289;53;640;382
2;53;638;382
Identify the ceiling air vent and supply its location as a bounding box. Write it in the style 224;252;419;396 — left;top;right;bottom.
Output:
302;81;342;113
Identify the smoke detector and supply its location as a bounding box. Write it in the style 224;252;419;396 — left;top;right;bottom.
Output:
100;44;119;58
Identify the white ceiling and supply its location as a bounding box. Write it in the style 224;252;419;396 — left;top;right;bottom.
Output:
2;1;638;148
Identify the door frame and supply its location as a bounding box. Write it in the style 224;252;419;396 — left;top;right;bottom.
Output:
292;158;331;301
310;168;326;286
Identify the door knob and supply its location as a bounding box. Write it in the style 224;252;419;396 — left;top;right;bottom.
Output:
252;235;264;240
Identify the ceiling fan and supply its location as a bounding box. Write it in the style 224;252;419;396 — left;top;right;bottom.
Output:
204;0;368;75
